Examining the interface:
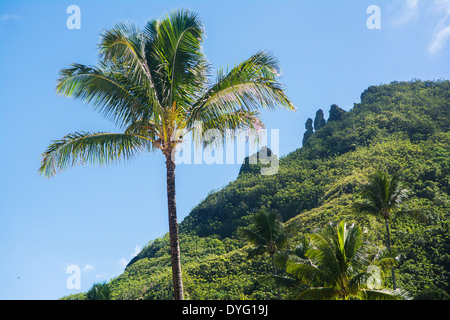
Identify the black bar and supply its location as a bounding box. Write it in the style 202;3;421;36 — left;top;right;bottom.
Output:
0;300;447;319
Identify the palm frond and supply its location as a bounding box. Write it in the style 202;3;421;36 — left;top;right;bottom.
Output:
154;10;206;107
187;51;295;128
371;253;398;272
354;201;380;215
358;170;409;219
361;288;411;300
343;222;365;266
56;63;149;128
286;260;331;287
39;131;152;177
347;271;370;293
295;287;339;300
271;274;301;289
100;21;149;81
238;227;265;247
191;109;265;150
247;245;269;260
388;173;408;207
99;21;163;109
307;232;342;282
124;119;163;142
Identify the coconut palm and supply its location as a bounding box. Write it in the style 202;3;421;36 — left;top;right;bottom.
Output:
239;209;287;273
271;236;311;298
239;209;288;299
357;170;408;289
39;9;295;300
286;221;409;300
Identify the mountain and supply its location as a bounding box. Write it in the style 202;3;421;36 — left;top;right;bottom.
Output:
62;80;450;300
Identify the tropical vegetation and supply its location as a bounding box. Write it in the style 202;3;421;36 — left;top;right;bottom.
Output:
238;209;288;299
86;282;112;300
60;79;449;300
356;170;408;289
284;220;408;300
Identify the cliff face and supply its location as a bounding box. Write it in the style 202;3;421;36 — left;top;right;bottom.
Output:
302;104;347;146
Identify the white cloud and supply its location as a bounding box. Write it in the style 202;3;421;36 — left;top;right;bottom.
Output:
429;0;450;54
117;245;142;270
391;0;420;25
429;25;450;53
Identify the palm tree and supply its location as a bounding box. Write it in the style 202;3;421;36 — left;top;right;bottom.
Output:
286;221;408;300
86;282;111;300
271;236;311;298
238;209;288;299
39;10;295;300
357;170;408;289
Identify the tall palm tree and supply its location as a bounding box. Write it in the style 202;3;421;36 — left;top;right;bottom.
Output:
286;221;408;300
357;170;408;289
39;10;295;300
238;209;287;299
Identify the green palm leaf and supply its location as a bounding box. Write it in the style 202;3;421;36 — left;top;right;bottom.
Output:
151;10;206;108
285;221;409;300
39;132;152;177
362;288;411;300
295;287;339;300
56;62;149;128
187;51;295;129
100;21;154;90
286;260;331;287
357;170;408;290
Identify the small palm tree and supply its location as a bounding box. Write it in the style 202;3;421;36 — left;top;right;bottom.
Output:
86;282;111;300
239;209;287;299
357;170;408;289
271;236;311;297
286;221;408;300
39;10;294;300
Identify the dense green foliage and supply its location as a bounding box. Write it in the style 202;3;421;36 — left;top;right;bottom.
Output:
62;80;450;300
284;220;407;300
86;282;111;300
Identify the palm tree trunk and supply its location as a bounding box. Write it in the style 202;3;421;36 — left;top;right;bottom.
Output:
165;155;184;300
384;218;397;290
270;255;281;300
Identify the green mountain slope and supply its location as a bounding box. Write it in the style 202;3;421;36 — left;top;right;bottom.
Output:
62;80;450;300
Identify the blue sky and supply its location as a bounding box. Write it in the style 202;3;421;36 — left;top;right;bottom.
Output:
0;0;449;300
